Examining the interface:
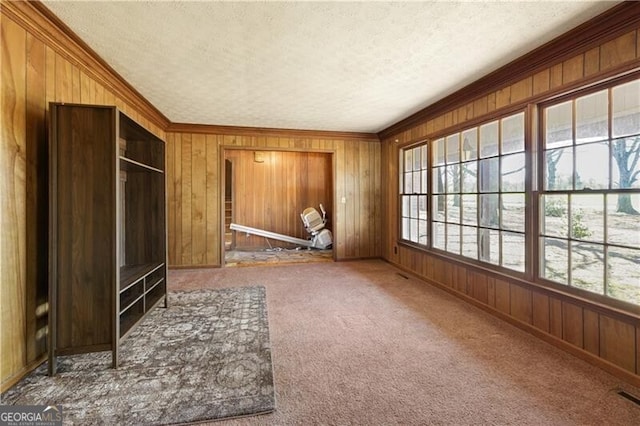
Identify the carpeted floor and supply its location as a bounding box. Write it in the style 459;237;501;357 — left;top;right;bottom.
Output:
169;260;640;425
2;287;275;425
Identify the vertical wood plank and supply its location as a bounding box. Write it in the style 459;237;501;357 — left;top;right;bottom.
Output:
495;279;510;315
25;32;47;362
205;134;219;265
562;55;584;84
549;64;563;89
600;315;636;373
54;54;72;102
583;47;600;77
510;284;532;324
0;15;27;385
190;134;206;264
180;134;192;265
600;31;636;70
165;133;176;265
549;297;563;339
532;69;550;96
562;302;583;348
510;77;532;104
583;309;599;356
173;133;183;266
532;292;550;333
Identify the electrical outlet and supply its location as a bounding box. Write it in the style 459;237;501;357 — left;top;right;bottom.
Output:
341;197;346;204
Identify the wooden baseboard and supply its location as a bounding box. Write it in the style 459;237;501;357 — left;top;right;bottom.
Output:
1;354;47;393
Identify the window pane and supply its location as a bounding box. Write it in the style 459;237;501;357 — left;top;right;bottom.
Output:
541;237;568;284
433;138;445;166
402;196;411;218
462;128;478;160
413;146;421;171
576;90;608;144
413;171;421;193
462;194;477;226
544;147;573;190
571;242;604;295
479;194;500;228
502;113;525;154
571;194;604;243
461;161;477;193
404;172;412;194
480;121;499;157
410;218;419;242
462;226;478;259
419;196;428;220
433;222;445;250
446;195;460;223
607;193;640;248
410;195;418;218
502;193;525;233
613;80;640;138
447;224;461;254
446;164;460;193
611;137;640;189
479;158;499;192
607;247;640;305
433;195;445;222
541;194;568;238
421;170;428;196
502;232;525;272
446;134;460;164
405;149;413;172
433;166;445;193
479;228;500;265
545;101;573;149
402;217;411;240
501;153;526;192
575;141;609;190
421;145;428;169
418;219;428;245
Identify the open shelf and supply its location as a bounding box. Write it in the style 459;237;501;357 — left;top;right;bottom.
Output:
119;156;164;174
120;262;164;291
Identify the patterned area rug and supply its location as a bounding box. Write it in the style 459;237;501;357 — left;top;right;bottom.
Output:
2;286;275;425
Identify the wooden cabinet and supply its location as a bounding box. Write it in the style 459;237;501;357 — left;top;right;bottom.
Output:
48;103;167;374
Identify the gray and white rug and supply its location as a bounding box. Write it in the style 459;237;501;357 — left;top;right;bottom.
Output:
2;286;275;425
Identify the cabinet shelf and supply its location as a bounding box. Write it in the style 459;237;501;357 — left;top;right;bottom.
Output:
120;156;164;174
120;262;164;292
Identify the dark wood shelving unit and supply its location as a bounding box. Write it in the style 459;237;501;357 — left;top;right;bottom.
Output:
48;103;167;375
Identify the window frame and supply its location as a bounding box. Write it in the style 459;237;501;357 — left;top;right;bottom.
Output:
398;105;532;279
535;73;640;309
396;71;640;314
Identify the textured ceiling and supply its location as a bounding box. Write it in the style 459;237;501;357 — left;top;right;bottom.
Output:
42;1;617;133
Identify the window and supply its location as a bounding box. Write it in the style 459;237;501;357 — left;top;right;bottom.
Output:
540;78;640;305
431;112;526;272
400;144;428;245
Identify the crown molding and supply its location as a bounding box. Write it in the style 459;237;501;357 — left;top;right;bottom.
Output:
1;0;170;129
378;2;640;140
167;122;380;142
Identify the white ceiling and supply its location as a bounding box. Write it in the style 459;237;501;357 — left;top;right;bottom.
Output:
42;1;617;133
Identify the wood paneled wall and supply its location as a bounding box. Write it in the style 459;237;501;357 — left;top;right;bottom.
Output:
166;132;381;266
1;2;166;391
226;150;333;250
381;23;640;385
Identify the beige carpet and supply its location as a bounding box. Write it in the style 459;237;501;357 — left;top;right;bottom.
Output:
169;259;640;425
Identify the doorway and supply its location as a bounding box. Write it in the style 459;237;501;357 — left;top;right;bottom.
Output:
222;149;334;266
